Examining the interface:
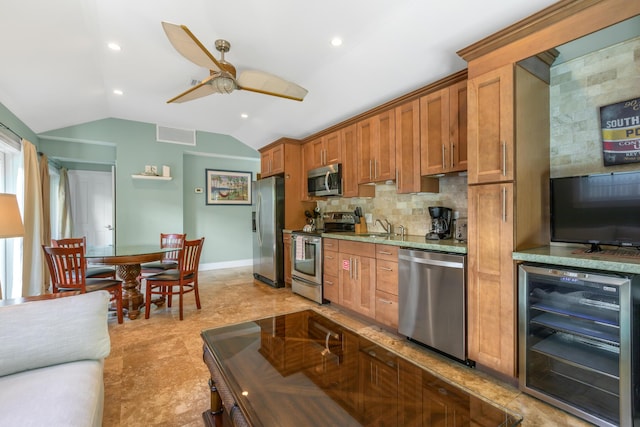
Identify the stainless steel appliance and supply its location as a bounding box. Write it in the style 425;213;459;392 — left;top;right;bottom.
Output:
426;206;452;240
252;176;285;288
322;211;357;232
519;264;639;427
398;248;468;363
453;217;468;242
290;211;359;304
307;163;342;197
291;232;323;303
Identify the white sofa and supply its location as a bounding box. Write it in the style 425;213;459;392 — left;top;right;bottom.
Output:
0;291;111;427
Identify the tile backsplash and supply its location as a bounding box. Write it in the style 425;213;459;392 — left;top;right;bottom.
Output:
317;175;468;237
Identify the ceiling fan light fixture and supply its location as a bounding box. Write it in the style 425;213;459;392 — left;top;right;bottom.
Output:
212;74;236;94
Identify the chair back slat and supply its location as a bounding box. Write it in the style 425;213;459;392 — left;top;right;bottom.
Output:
51;237;86;249
161;233;186;264
42;245;87;292
179;238;205;279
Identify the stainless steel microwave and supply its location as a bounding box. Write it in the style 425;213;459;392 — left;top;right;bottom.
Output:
307;163;342;197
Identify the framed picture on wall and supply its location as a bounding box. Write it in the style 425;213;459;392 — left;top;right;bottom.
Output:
600;97;640;166
205;169;252;205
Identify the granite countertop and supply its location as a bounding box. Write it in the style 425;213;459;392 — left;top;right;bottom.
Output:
321;231;468;254
513;245;640;274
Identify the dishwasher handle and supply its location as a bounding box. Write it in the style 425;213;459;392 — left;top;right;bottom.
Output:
398;253;465;269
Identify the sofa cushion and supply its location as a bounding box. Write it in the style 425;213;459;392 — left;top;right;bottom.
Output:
0;360;105;427
0;291;111;377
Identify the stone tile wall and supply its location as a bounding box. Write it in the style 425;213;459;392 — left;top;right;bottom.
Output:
317;175;467;236
550;36;640;177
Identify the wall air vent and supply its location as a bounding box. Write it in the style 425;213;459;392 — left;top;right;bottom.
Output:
156;125;196;146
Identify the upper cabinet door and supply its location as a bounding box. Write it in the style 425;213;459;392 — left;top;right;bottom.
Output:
324;131;342;166
448;80;468;173
395;99;422;193
420;88;449;176
467;65;514;184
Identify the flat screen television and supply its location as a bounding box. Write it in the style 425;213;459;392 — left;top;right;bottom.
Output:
550;171;640;252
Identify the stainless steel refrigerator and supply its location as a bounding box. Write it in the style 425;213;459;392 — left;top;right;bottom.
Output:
252;176;285;288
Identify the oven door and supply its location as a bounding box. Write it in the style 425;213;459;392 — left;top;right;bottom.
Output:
291;233;322;284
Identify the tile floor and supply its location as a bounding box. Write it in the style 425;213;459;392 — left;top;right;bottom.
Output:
103;266;591;427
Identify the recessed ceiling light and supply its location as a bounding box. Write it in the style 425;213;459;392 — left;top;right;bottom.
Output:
330;37;342;47
113;89;123;95
108;42;121;51
241;113;249;119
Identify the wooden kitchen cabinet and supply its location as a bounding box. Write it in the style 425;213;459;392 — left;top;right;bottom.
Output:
260;143;285;177
467;183;515;377
466;63;550;378
374;244;399;329
283;233;292;286
420;79;468;176
395;100;439;194
323;238;340;302
304;131;341;171
339;240;376;318
357;110;396;184
259;138;315;230
467;65;514;184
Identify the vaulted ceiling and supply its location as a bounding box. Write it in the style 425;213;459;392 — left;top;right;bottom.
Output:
0;0;560;150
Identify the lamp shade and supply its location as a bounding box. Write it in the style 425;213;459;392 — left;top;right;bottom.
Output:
0;193;24;238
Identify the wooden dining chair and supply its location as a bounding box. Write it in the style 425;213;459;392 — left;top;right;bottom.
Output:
51;237;117;279
144;237;204;320
42;245;124;324
140;233;186;275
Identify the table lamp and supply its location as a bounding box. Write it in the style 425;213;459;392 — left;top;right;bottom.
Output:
0;193;24;299
0;193;24;238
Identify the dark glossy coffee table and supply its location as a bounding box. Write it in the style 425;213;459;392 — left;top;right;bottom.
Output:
201;310;523;427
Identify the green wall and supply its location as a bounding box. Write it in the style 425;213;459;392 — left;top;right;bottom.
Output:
0;103;39;147
31;117;259;266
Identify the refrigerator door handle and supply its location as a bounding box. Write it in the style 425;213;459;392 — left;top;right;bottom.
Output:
256;193;263;246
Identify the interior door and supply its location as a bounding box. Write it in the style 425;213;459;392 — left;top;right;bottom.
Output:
67;169;115;247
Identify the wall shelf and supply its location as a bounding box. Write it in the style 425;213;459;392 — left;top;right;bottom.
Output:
131;174;172;181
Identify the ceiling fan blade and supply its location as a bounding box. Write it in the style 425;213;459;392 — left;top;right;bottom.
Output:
237;70;308;101
167;75;221;103
161;22;223;72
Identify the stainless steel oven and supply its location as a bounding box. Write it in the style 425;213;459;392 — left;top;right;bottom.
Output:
291;232;323;304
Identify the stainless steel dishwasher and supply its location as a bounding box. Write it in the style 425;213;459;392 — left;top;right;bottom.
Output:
398;248;469;363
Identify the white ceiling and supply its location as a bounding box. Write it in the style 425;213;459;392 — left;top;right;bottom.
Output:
0;0;560;150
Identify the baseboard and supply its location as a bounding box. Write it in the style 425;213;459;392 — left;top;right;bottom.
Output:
199;259;253;271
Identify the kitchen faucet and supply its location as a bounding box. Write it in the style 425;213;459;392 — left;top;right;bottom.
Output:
375;218;393;235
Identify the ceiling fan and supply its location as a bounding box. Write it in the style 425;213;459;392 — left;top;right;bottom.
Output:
161;22;308;103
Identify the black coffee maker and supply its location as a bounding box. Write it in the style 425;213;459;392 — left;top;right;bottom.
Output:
426;206;452;240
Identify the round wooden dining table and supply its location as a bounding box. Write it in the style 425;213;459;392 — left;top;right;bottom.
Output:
86;245;174;320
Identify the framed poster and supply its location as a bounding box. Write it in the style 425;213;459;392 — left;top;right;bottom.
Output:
600;97;640;166
205;169;252;205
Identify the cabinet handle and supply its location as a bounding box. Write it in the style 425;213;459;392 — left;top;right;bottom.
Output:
325;280;334;285
378;250;392;255
354;258;358;280
374;160;378;179
502;186;507;223
501;141;507;176
369;160;373;180
349;257;353;279
395;169;399;190
326;255;334;260
442;144;446;169
380;266;393;271
379;298;392;304
451;143;455;168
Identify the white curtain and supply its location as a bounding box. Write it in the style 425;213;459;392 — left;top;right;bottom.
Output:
59;168;73;238
21;140;45;296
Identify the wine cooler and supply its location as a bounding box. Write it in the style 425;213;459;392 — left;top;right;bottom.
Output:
519;263;639;426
